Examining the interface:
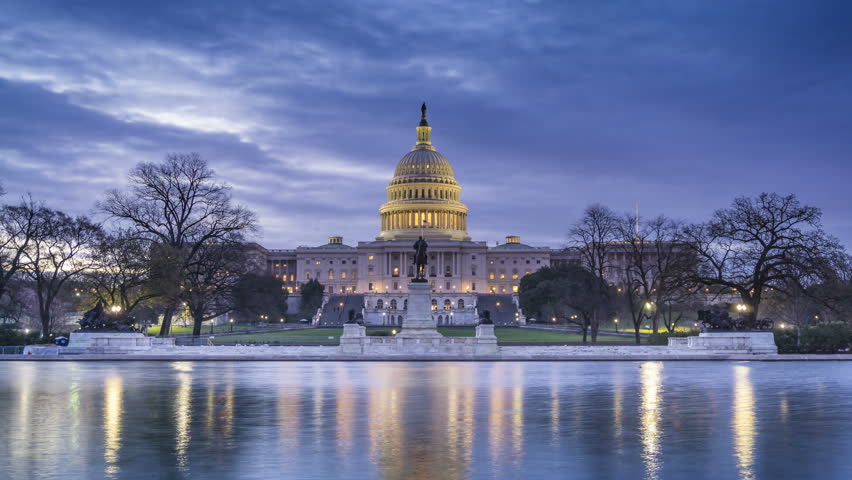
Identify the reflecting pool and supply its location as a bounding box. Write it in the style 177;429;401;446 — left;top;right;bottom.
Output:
0;361;850;479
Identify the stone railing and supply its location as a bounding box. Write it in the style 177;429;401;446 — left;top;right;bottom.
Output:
668;331;777;354
339;324;498;355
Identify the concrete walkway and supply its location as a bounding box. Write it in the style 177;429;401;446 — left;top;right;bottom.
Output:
2;345;851;361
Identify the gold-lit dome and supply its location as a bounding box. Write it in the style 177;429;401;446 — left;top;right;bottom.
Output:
378;103;470;241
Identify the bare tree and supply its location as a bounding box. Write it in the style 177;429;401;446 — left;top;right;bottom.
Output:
21;208;102;338
570;204;619;342
98;153;257;336
84;229;157;314
683;193;844;329
183;242;247;336
615;214;698;339
0;196;43;303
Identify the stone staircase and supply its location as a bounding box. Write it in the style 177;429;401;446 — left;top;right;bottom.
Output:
317;294;364;326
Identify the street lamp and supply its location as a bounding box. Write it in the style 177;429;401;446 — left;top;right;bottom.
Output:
229;318;234;332
110;305;122;313
614;318;619;333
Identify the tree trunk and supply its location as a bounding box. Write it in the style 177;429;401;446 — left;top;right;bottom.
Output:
159;304;175;337
582;318;588;343
192;313;204;337
634;324;642;344
40;308;51;340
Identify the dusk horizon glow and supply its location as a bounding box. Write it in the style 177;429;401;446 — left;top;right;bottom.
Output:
1;1;850;249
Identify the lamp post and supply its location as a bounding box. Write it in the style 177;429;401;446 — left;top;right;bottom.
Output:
229;318;234;332
614;318;619;333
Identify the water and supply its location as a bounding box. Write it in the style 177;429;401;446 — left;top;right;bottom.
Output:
0;361;850;480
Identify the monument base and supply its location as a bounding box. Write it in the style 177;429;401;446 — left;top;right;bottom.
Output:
668;331;777;354
396;281;443;339
65;332;175;354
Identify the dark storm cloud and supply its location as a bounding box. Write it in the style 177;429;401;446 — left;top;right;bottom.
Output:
1;0;850;248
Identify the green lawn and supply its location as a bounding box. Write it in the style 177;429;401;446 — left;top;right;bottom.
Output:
146;323;261;336
209;327;635;345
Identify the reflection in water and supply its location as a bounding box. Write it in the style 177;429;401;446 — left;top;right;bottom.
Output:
640;362;663;480
368;365;403;479
550;366;560;440
510;365;524;468
175;369;192;472
733;365;756;480
278;367;302;458
103;376;123;479
335;365;355;458
3;362;850;480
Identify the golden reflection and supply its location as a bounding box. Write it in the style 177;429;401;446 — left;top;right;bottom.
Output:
335;365;355;457
368;365;404;479
779;397;789;425
103;376;123;479
639;362;663;480
613;366;624;448
488;364;506;467
733;365;756;480
277;367;301;457
549;366;560;440
510;365;524;467
175;371;192;472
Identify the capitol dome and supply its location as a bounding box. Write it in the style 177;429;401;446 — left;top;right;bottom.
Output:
377;103;470;241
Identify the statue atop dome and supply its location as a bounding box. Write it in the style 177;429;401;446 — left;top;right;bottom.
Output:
420;102;428;127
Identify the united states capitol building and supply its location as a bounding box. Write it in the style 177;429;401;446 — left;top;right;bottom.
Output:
255;104;585;326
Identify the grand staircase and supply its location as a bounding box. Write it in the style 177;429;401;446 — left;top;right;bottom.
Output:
317;294;364;326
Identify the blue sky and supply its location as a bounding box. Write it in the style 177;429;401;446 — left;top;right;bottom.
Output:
1;0;850;248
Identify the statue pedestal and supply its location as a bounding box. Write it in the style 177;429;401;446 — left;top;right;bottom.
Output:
396;281;443;339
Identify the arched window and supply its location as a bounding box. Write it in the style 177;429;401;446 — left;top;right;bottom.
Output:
431;299;437;310
438;315;443;325
403;299;408;310
328;269;334;280
341;271;347;279
376;299;384;309
390;299;397;310
458;299;465;309
444;299;452;310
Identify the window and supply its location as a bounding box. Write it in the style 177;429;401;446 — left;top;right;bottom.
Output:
368;255;374;261
431;299;437;310
369;283;373;291
471;282;476;291
444;265;451;276
393;267;399;277
489;272;495;280
341;271;347;279
512;285;519;293
316;260;321;265
403;299;408;310
328;269;334;280
328;286;334;294
342;260;346;264
352;260;357;265
536;260;541;264
390;299;397;310
376;299;384;309
472;255;477;260
513;260;517;264
305;260;310;264
458;299;465;309
305;272;311;280
500;260;504;265
393;281;399;290
489;260;494;265
471;267;477;276
444;299;452;310
499;273;505;279
330;260;334;264
526;260;530;264
445;281;451;290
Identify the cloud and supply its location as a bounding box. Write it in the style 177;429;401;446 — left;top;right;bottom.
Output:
0;0;850;249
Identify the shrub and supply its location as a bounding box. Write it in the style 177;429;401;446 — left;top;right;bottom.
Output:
775;324;852;354
0;326;42;346
647;330;694;346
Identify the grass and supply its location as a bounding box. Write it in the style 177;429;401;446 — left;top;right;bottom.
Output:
146;323;261;336
209;327;635;345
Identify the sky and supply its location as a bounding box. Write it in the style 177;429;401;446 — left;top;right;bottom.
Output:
1;0;850;249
